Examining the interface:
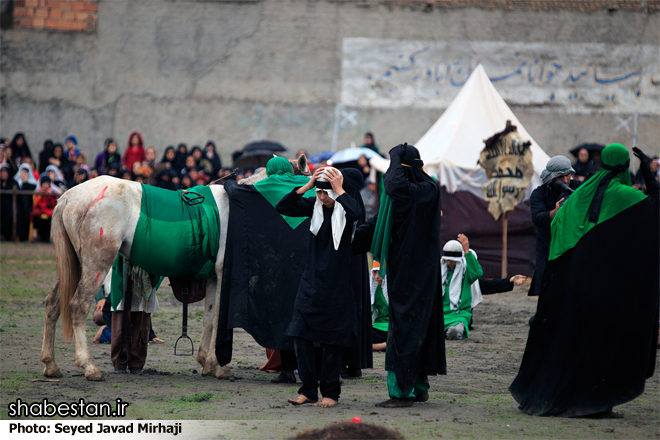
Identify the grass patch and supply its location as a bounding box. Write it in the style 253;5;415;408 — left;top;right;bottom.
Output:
179;392;215;403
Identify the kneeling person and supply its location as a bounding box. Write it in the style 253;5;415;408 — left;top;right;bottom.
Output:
441;234;483;340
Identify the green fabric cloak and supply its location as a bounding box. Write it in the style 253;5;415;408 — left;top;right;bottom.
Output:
253;156;315;229
370;192;394;278
549;143;646;260
442;252;483;337
372;283;389;332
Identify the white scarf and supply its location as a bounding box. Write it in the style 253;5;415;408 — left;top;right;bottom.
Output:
469;249;483;308
441;257;466;311
441;250;483;310
309;188;346;250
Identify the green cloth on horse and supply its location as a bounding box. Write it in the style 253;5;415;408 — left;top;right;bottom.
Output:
128;184;220;279
253;157;315;229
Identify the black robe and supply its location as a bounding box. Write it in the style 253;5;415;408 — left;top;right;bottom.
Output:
529;180;580;296
214;180;312;366
510;173;659;416
340;168;373;370
276;189;362;347
382;152;445;395
479;278;514;295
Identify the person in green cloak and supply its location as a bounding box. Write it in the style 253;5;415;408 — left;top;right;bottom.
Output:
441;234;483;340
510;144;658;417
253;156;316;384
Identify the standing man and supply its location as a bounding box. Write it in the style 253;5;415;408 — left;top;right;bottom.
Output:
529;156;579;298
276;167;363;408
371;143;444;408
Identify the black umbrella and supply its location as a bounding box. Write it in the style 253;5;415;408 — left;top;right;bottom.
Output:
570;143;605;159
242;140;287;153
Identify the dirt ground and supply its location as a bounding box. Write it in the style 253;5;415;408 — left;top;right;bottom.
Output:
1;242;658;439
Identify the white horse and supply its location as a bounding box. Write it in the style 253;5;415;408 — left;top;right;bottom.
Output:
40;166;279;381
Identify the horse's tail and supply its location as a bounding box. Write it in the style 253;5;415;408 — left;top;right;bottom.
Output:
51;195;80;342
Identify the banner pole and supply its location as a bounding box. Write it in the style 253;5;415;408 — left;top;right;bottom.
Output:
502;212;508;279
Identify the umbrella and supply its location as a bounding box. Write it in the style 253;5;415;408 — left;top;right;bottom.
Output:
329;147;381;165
570;143;605;159
308;151;333;164
242;140;287;153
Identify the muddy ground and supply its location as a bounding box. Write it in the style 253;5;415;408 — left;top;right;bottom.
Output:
1;242;658;439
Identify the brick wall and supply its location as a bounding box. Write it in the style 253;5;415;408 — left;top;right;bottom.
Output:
13;0;98;31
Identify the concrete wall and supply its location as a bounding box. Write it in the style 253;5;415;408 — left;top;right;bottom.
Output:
2;0;658;167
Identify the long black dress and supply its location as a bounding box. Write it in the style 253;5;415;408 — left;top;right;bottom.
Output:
528;180;580;296
382;146;445;396
276;189;362;347
510;163;659;417
340;168;373;371
214;179;312;366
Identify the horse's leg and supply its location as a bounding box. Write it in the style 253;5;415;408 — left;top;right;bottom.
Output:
69;265;113;381
201;271;233;379
69;227;119;381
196;279;216;368
40;282;63;378
201;186;233;379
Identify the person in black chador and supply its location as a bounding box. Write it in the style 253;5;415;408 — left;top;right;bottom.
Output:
354;143;444;408
276;166;363;408
510;144;658;417
338;168;373;379
528;155;580;298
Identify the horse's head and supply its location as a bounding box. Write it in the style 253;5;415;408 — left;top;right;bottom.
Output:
292;154;310;176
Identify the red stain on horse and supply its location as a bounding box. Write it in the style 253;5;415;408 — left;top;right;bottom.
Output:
95;272;101;287
87;186;108;212
100;227;104;246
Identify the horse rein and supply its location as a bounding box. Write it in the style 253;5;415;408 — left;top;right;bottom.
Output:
180;168;241;206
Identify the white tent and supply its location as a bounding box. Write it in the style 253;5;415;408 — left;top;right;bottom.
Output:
413;63;551;199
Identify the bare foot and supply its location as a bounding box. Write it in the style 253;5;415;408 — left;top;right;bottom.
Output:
288;395;316;406
314;397;338;408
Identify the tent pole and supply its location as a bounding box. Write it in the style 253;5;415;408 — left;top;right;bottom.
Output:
502;212;508;279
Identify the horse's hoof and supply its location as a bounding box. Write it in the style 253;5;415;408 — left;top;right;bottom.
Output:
43;367;63;378
85;371;105;381
215;365;234;380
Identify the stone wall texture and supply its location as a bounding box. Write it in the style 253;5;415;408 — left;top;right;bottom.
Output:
1;0;659;166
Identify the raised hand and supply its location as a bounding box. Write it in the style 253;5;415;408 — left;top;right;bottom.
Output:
324;168;345;195
457;233;470;254
633;147;651;165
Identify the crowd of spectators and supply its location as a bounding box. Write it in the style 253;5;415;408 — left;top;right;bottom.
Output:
571;145;659;193
1;131;237;242
0;131;383;244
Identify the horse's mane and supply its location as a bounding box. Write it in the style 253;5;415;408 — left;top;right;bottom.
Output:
238;170;267;185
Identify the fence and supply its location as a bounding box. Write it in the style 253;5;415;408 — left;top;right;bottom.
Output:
0;188;59;242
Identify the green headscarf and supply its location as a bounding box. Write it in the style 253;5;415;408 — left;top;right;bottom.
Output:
253;156;315;229
549;143;646;260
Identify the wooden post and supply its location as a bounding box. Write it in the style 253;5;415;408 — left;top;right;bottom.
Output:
501;212;508;279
